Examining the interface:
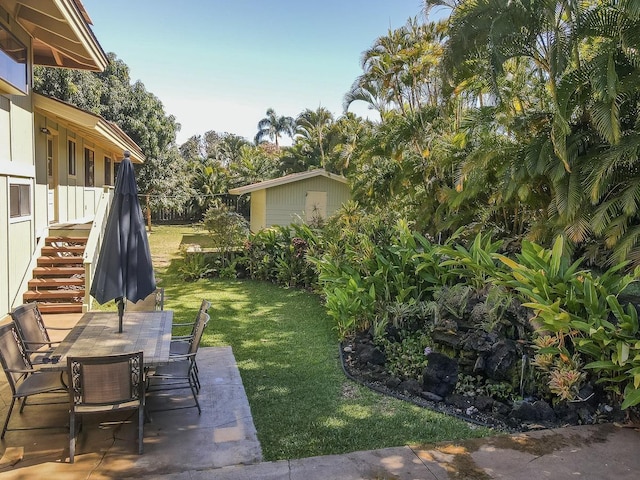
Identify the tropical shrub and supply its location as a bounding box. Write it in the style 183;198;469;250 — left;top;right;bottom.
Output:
202;202;249;269
495;236;640;408
240;223;320;289
177;245;214;281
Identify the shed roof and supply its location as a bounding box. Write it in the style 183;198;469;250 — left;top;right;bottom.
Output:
34;93;145;163
229;169;348;195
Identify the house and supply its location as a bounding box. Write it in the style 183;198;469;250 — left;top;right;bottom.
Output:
229;169;351;232
0;0;144;315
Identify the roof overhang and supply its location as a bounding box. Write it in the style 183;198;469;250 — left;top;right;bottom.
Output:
5;0;107;71
34;92;145;163
229;169;348;195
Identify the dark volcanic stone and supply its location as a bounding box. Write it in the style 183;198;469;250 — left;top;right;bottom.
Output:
358;344;386;366
423;352;458;398
398;379;422;396
484;340;518;380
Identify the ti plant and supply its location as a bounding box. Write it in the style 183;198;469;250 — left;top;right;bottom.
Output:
495;235;640;407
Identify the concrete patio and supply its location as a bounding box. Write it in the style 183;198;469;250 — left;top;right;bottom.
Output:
0;315;262;479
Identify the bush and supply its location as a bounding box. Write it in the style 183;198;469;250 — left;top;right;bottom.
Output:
202;203;249;269
177;245;214;281
240;223;321;289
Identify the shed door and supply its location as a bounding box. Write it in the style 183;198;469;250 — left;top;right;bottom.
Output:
305;191;327;223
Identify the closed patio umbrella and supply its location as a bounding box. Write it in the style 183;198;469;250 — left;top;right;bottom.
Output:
90;151;156;333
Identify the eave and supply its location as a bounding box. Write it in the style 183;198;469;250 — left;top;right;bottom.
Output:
229;169;348;195
5;0;107;71
34;92;145;164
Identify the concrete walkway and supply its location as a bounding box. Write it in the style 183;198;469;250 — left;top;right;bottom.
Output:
188;422;640;480
1;331;638;479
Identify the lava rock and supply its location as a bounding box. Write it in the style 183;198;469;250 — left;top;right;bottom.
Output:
421;391;443;402
398;379;422;396
423;352;458;398
358;344;386;366
474;395;495;412
511;399;556;423
484;340;518;380
445;393;474;410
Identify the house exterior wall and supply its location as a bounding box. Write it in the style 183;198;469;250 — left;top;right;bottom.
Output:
33;112;113;228
263;176;350;229
249;189;267;232
0;20;35;314
0;16;113;313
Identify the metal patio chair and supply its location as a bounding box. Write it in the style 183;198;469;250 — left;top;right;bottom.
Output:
146;311;209;414
170;299;211;384
11;302;68;364
170;298;210;344
126;287;165;312
0;322;67;438
67;351;145;463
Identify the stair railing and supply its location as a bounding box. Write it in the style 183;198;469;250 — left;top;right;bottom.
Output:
83;186;113;312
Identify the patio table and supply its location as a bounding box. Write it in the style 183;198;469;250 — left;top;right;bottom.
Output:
40;310;173;371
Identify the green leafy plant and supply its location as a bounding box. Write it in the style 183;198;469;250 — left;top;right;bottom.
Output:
495;235;640;407
177;246;213;281
377;331;432;381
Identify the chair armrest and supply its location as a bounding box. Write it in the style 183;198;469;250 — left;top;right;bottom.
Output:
167;353;196;362
170;335;192;341
5;367;38;375
22;340;58;346
172;322;195;328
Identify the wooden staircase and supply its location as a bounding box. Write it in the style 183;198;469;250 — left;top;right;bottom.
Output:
23;236;87;314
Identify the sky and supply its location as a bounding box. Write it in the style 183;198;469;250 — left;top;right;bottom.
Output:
82;0;444;146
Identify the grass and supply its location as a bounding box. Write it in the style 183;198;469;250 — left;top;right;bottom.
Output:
148;224;494;461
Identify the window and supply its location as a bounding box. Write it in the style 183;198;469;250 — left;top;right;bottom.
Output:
10;183;30;218
68;140;76;176
104;156;112;185
47;138;53;179
0;24;27;95
84;148;94;186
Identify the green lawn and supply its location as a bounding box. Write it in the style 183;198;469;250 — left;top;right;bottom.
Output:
149;225;493;460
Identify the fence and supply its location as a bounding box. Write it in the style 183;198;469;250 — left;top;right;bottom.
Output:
150;195;249;224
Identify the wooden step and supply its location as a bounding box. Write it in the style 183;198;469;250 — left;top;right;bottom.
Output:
36;302;83;314
37;256;84;266
32;266;85;276
46;236;88;245
23;289;85;301
41;245;86;255
28;277;85;288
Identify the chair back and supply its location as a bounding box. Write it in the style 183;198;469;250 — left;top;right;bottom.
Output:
188;299;211;337
68;352;144;407
199;299;211;313
0;323;33;395
189;312;210;355
126;288;165;312
11;303;51;351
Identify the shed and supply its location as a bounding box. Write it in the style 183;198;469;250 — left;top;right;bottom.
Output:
229;169;351;232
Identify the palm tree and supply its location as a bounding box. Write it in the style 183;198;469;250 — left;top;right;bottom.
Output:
296;107;334;167
254;108;296;148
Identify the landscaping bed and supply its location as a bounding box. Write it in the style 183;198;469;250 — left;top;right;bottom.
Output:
341;329;627;432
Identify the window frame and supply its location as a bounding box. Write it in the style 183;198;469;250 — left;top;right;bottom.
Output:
0;23;28;95
9;178;31;221
104;156;112;185
68;139;76;177
84;147;95;187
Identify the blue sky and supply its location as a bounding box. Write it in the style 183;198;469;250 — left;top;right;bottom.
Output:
82;1;443;145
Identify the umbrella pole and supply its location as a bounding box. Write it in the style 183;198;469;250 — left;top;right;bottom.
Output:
117;298;124;333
